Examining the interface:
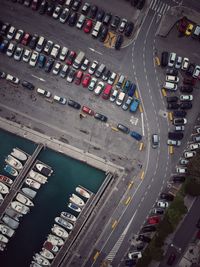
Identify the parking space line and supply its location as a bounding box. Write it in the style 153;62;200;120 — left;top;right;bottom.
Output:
111;220;118;229
141;112;145;136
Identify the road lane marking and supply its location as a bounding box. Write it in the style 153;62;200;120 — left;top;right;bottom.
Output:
111;220;118;229
88;47;103;55
31;74;46;82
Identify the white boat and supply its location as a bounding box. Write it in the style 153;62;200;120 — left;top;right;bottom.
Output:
40;248;54;260
11;148;27;161
0;175;13;186
29;170;48;184
68;203;81;213
47;234;64;247
0;223;15;237
0;182;9;194
76;186;91;199
16;193;34;207
33;253;50;266
11;200;30;214
2;215;19;229
30;262;43;267
61;212;77;223
21;187;37;199
5;155;23;170
4;165;18;177
35;163;53;177
43;241;59;254
25;178;41;190
0;234;9;243
55;217;73;230
51;224;68;239
70;194;85;207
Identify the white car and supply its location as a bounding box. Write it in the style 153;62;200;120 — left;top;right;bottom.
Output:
119;18;127;33
44;40;53;54
14;29;24;42
52;5;62;19
157;201;169;208
110;89;118;102
193;65;200;79
179;95;193;101
59;47;68;61
181;57;189;70
14;46;24;61
122;96;132;110
184;151;196;158
175;56;182;69
29;51;39;67
53;95;67;105
6;42;16;57
175;126;185;131
7;26;16;40
50;44;60;58
94;81;104;95
108;72;117;85
76;14;86;29
22;48;31;62
116;91;125;106
52;62;62;75
189;143;200;150
81;58;90;71
88;60;98;75
167;139;181;146
196;127;200;134
6;74;20;84
59;8;70;23
88;77;97;91
166;75;179;83
176;166;187;173
168;52;176;67
179;158;189;165
37;88;51;98
128;251;142;260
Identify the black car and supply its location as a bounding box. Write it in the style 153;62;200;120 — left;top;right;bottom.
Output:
39;0;48;14
152;208;164;215
72;0;81;11
135;242;145;251
44;57;54;72
111;15;120;31
94;113;108;122
46;3;55;16
67;99;81;109
0;22;10;36
0;70;6;79
125;22;134;37
161;51;169;67
89;5;98;19
29;34;39;49
168;132;184;140
179;86;193;93
172;176;185;183
136;234;151;243
117;123;130;134
183;77;195;86
102;70;111;81
166;96;178;103
160;193;174;201
141;225;156;233
125;259;136;266
173;110;187;118
115;34;123;50
186;63;195;76
21;80;35;90
81;2;90;15
96;9;105;22
68;12;78;26
103;12;112;25
99;26;108;42
167;103;179;110
137;0;146;10
180;101;192;109
166;68;178;76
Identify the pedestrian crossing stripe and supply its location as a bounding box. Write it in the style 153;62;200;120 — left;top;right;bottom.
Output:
149;0;171;15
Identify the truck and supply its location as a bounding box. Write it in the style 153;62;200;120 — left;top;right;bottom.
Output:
73;51;85;69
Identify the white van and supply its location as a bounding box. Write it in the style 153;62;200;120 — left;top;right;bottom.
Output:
36;36;45;52
163;82;177;91
166;75;179;83
73;51;85;69
92;21;102;38
76;14;86;29
37;88;51;98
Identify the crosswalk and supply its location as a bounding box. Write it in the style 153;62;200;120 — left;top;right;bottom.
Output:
149;0;171;15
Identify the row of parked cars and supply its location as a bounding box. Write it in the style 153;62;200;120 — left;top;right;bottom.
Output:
0;69;143;141
177;17;200;39
0;21;141;113
13;0;135;49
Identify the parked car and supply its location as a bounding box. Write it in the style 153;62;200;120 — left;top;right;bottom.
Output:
189;143;200;150
115;34;123;50
180;102;192;109
44;57;54;72
167;139;181;146
141;225;156;233
179;158;189;165
81;2;90;15
83;19;93;33
109;89;118;102
81;58;90;71
168;52;176;67
157;201;169;208
29;51;39;67
88;77;97;91
103;12;112;25
125;22;134;37
183;77;195;86
166;68;178;76
175;126;185;131
74;70;83;85
60;64;69;78
176;167;187;174
96;9;105;22
68;12;78;26
22;48;31;62
67;99;81;109
152;134;159;148
130;97;140;112
180;95;193;101
66;68;76;82
29;34;39;49
173;110;187;118
7;26;16;40
88;60;98;75
193;65;200;79
117;124;130;134
6;74;20;84
116;91;125;106
6;42;16;57
147;216;160;225
167;103;179;110
173;176;185;182
180;86;193;93
151;208;164;215
21;33;31;46
94;113;108;122
168;132;184;140
181;57;189;70
82;106;94;115
21;80;34;90
166;96;178;103
108;72;117;85
185;23;194;36
119;18;127;33
130;131;142;141
186;63;195;76
161;51;169;67
66;51;76;65
72;0;81;11
160;193;174;201
82;74;91;87
122;97;132;111
59;8;70;23
14;29;24;42
94;81;104;95
128;251;142;260
111;15;120;31
89;5;98;19
175;56;182;69
184;151;196;158
52;62;62;75
14;46;24;61
173;118;187;125
99;26;108;42
44;40;53;54
167;253;176;266
136;234;151;243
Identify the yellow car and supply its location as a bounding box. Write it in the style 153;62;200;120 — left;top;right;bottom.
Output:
185;23;194;36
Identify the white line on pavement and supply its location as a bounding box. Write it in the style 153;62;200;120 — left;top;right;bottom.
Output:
31;74;46;82
141;112;145;136
88;47;103;55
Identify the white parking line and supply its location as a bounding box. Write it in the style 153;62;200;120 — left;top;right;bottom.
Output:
141;112;145;136
31;74;46;82
88;47;103;55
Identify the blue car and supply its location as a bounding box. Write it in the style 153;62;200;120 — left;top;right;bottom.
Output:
130;97;140;112
123;80;131;92
0;39;9;53
128;83;136;97
38;54;46;68
130;131;142;141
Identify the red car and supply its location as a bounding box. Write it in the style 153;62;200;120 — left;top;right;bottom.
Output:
82;106;94;116
147;216;160;225
21;33;31;46
84;19;93;33
66;51;76;65
75;71;83;85
82;74;91;87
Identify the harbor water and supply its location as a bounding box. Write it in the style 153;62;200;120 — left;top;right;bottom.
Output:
0;129;105;267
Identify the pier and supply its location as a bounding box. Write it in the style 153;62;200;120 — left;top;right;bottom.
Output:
0;144;44;218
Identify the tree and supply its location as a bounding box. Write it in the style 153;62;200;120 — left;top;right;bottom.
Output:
167;196;187;228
